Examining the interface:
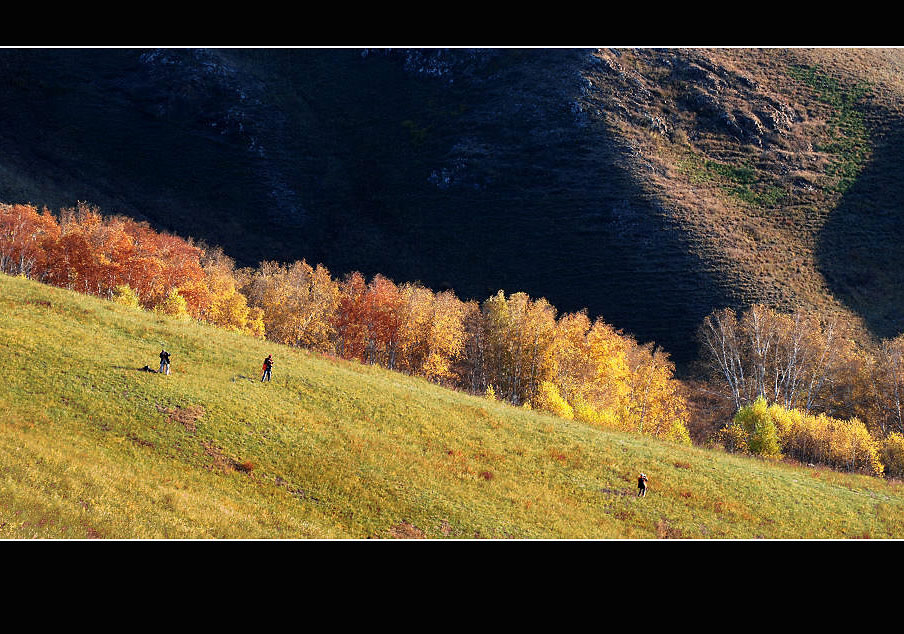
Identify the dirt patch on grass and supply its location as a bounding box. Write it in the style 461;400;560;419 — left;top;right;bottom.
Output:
156;403;204;432
127;433;155;448
656;518;684;539
388;521;425;539
201;441;232;472
274;475;320;502
200;440;252;475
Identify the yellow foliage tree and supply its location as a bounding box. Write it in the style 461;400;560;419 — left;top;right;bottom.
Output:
425;290;467;382
153;288;190;320
396;283;435;373
200;248;264;337
244;260;338;350
623;343;691;444
481;291;557;405
111;284;140;309
881;432;904;478
534;380;574;420
584;319;632;410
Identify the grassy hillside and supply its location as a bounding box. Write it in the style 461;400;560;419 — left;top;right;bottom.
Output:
2;272;904;539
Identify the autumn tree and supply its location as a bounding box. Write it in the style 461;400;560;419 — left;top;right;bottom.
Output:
40;205;98;293
111;284;141;309
547;311;631;426
199;246;264;337
332;271;369;361
869;335;904;436
455;299;488;393
242;259;338;349
698;304;852;415
422;290;467;383
0;203;59;279
361;274;406;367
395;282;436;374
385;283;468;381
479;291;558;405
623;342;691;444
153;288;191;320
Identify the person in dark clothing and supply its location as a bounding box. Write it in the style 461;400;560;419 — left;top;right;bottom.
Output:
261;354;273;382
159;349;171;375
637;473;648;497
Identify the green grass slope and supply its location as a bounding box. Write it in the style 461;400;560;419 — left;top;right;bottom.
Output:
2;272;903;539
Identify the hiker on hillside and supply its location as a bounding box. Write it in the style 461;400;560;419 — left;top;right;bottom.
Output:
637;473;648;498
261;354;273;382
159;349;171;375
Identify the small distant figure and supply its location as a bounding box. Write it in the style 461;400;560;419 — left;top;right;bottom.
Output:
261;354;273;382
159;349;171;375
637;473;648;498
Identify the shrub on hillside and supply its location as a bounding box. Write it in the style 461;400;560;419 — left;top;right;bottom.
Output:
662;418;693;445
111;284;140;309
770;403;882;475
716;422;750;454
572;395;617;428
534;381;574;420
733;397;782;458
153;288;190;320
721;397;884;475
881;432;904;478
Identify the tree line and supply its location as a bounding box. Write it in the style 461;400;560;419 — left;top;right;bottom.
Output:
0;202;690;444
5;201;904;475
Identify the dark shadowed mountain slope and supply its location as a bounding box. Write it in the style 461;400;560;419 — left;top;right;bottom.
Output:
1;47;902;365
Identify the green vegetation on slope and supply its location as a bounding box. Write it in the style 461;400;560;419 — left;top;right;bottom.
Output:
788;63;872;195
677;154;788;209
2;273;904;539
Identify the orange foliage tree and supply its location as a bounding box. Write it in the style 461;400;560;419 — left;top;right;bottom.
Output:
0;203;59;279
332;271;369;361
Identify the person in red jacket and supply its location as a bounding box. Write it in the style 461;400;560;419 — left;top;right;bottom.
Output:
261;354;273;382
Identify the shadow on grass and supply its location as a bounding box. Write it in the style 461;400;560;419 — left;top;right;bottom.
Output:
111;364;161;373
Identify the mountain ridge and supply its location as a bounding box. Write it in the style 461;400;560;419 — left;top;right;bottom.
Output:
1;47;902;364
